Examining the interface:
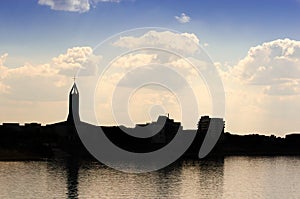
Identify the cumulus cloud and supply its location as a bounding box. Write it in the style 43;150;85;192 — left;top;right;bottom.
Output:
226;38;300;95
52;46;100;76
175;13;191;24
115;65;190;90
211;38;300;134
38;0;121;13
0;47;99;101
113;30;200;55
103;50;210;91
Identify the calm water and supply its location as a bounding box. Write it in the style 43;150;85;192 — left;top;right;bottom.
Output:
0;156;299;198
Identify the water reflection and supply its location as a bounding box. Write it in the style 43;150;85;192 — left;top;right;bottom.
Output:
60;158;225;198
198;159;224;198
177;159;224;198
0;157;299;198
45;158;81;199
65;158;79;199
152;163;182;198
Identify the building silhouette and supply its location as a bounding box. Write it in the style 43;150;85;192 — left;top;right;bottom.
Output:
67;82;80;124
0;82;299;160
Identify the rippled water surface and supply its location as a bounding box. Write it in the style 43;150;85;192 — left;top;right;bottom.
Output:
0;156;299;198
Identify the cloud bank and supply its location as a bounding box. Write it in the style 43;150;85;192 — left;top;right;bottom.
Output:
113;30;200;55
226;38;300;96
216;38;300;134
0;47;99;101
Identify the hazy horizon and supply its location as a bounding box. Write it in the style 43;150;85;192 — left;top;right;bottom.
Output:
1;0;300;137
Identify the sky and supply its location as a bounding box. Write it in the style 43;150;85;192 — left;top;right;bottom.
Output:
1;0;300;136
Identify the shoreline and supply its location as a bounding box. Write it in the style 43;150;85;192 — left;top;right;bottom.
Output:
0;153;299;162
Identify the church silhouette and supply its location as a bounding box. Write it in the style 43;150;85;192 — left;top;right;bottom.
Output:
67;82;80;124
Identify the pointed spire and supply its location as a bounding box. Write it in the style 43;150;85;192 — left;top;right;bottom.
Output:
70;83;79;95
67;80;80;123
70;76;79;95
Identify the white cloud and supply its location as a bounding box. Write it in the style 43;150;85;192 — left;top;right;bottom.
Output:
0;47;99;101
38;0;121;13
113;31;200;55
224;38;300;95
38;0;90;13
0;44;205;127
175;13;191;24
101;50;209;92
52;46;100;76
99;53;194;91
215;38;300;134
111;53;157;69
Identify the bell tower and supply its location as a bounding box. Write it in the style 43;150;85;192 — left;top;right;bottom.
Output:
67;82;80;124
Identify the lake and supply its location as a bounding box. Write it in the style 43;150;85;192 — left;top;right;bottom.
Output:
0;156;299;198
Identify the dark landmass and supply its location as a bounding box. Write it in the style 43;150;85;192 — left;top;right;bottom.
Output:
0;116;299;161
0;83;299;161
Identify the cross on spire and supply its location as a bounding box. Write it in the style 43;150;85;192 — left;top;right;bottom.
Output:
73;75;76;83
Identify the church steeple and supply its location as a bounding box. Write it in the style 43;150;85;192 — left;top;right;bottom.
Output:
67;82;80;124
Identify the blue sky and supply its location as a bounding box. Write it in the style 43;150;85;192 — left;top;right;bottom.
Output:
1;0;300;66
1;0;300;135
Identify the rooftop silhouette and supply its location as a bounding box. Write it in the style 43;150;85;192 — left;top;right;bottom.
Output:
0;82;299;161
